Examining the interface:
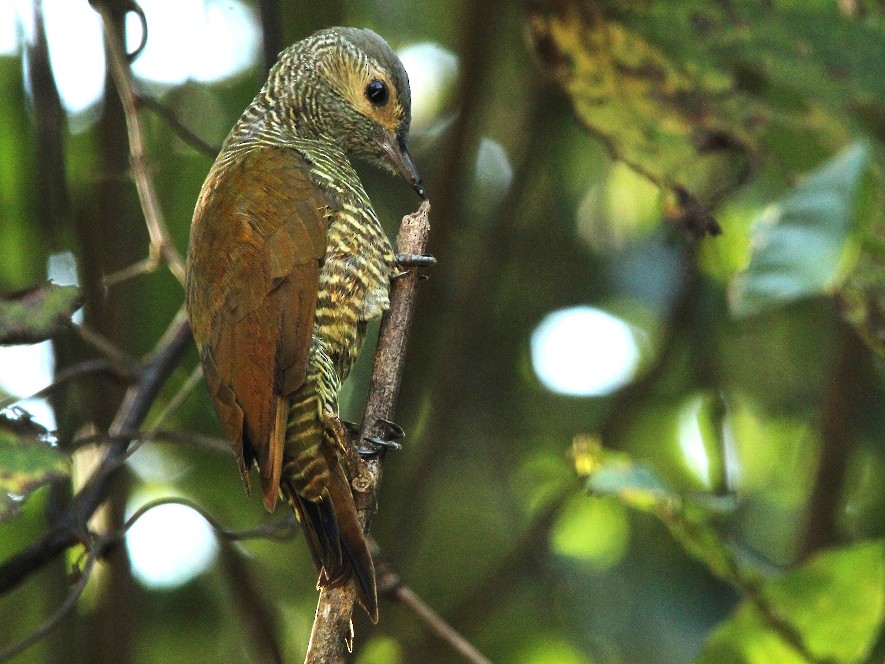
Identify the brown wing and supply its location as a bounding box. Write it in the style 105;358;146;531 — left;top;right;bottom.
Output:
185;146;330;510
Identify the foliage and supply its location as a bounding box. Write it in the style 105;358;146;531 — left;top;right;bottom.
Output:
0;410;68;521
0;0;883;663
0;283;81;345
582;444;885;663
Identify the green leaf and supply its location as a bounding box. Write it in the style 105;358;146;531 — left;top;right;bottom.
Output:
0;408;69;521
0;281;82;345
586;456;674;511
526;1;885;236
698;540;885;663
586;454;742;581
730;142;870;317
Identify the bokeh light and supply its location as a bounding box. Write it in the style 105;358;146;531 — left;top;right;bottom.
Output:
531;306;640;396
0;341;56;430
677;395;712;487
125;496;219;589
397;42;458;134
126;0;259;86
2;0;259;124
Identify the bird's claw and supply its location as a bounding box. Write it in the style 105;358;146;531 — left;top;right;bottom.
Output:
392;254;436;281
396;253;436;268
375;417;405;440
359;436;403;457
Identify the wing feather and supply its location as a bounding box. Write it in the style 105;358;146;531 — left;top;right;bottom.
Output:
186;146;331;506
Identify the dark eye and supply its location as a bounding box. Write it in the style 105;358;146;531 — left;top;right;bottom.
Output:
365;79;389;107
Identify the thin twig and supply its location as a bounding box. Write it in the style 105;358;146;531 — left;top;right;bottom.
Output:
103;256;159;288
123;497;297;543
73;323;139;371
123;362;204;459
95;3;186;285
0;310;192;595
68;427;231;458
136;95;220;157
390;586;492;664
304;201;432;663
0;496;296;662
0;359;128;412
147;364;203;431
371;543;492;664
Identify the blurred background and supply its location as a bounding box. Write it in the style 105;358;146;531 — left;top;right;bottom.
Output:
0;0;883;663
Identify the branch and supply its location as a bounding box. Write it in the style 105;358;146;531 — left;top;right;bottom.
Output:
0;310;192;595
136;95;220;157
0;359;129;412
94;1;186;285
0;497;295;662
68;427;231;458
304;201;432;663
372;544;492;664
389;586;492;664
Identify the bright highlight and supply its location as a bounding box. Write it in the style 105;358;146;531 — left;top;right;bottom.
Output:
531;306;639;396
126;499;219;589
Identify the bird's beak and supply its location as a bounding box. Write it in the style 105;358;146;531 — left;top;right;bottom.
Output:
377;131;427;199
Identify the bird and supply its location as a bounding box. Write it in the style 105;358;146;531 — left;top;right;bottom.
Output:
185;27;425;622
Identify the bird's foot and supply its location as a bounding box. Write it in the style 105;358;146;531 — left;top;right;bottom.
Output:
358;418;406;457
375;417;405;440
392;254;436;281
396;253;436;268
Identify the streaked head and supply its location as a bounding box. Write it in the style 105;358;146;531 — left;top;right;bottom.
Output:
268;27;425;198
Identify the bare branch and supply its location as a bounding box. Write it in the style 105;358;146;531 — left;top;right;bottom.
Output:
94;2;186;285
123;497;297;543
304;201;432;663
0;496;295;662
68;427;231;458
0;309;192;595
0;359;129;412
102;256;160;288
390;586;492;664
136;95;220;157
372;545;492;664
73;322;139;371
146;364;203;431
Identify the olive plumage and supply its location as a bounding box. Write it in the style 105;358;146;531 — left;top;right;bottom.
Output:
185;27;424;621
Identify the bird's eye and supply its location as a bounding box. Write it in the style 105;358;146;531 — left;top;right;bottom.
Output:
365;79;389;107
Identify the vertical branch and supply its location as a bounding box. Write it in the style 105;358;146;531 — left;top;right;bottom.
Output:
93;1;186;284
799;319;871;556
304;202;431;664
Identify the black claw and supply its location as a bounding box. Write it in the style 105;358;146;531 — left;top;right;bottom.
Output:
395;253;437;268
375;417;405;440
340;419;361;437
362;436;403;452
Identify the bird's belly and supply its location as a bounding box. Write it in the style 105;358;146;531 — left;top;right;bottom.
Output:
314;253;390;377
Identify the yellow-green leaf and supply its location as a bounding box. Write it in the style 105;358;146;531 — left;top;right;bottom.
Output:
0;281;82;345
698;540;885;663
0;408;69;521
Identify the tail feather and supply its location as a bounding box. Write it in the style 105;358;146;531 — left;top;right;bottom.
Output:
281;470;379;623
283;480;341;572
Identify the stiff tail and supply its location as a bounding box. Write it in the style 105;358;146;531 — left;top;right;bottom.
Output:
282;388;378;622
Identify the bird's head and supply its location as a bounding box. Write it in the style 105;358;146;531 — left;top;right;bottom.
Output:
267;27;425;198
